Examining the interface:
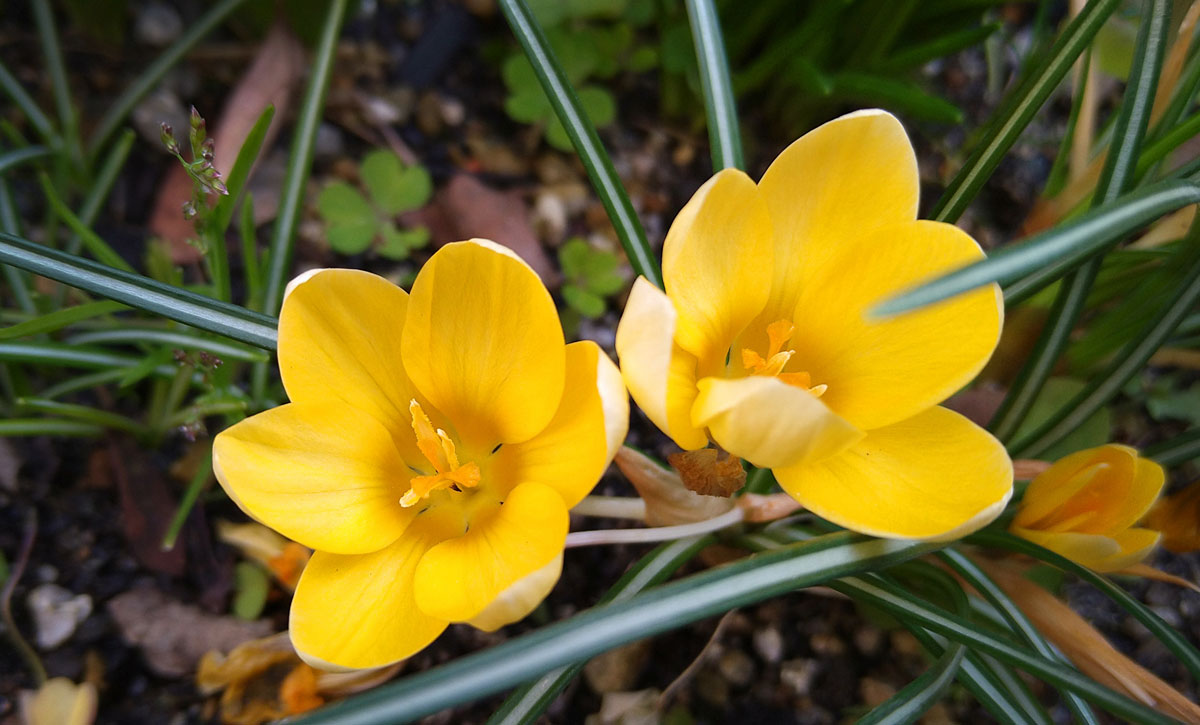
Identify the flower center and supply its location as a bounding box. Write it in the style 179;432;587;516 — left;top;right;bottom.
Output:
399;399;481;508
740;319;826;396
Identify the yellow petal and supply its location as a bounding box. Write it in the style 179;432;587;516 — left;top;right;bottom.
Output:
279;269;426;464
467;553;563;632
615;277;708;450
290;509;461;670
691;376;862;469
776;406;1012;540
402;239;565;450
1012;527;1160;573
213;402;415;555
492;341;628;508
1113;458;1166;531
756;109;919;326
662;168;773;373
413;482;568;622
1014;445;1137;529
781;220;1001;430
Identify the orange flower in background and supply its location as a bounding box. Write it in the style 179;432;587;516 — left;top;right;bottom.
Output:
616;109;1011;541
213;240;627;670
1011;444;1164;572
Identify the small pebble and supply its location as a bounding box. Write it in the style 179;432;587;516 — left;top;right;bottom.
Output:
859;677;896;708
718;650;755;687
889;630;923;658
753;627;784;663
135;2;183;46
27;584;92;649
809;632;846;656
853;626;883;656
780;658;819;697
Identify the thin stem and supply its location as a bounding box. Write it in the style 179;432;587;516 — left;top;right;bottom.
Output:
565;507;743;548
572;495;646;520
1;510;46;685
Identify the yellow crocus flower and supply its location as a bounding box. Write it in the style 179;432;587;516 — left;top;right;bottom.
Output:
213;239;627;670
1011;444;1164;572
616;109;1012;541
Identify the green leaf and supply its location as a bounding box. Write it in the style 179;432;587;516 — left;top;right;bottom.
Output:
0;231;278;350
67;329;270;363
1145;377;1200;424
361;150;433;215
296;533;936;724
208;105;275;240
318;182;377;255
931;0;1121;222
498;0;660;288
328;222;377;255
545;86;615;150
0;301;128;340
685;0;743;171
558;237;591;279
562;284;606;318
505;89;551;123
1145;428;1200;467
232;562;269;620
377;224;430;260
874;179;1200;317
1011;378;1110;459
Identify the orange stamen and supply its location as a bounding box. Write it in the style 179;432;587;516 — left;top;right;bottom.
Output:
400;400;480;508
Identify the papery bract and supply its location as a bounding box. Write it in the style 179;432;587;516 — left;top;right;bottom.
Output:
1011;444;1164;572
214;239;627;669
616;109;1012;541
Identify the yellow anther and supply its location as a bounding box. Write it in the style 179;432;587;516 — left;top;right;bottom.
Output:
401;400;480;508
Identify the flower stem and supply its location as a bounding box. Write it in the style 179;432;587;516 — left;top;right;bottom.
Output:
572;495;647;520
564;507;745;548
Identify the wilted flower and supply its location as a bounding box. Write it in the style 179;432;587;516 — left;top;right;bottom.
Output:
214;240;627;669
616;110;1011;540
1011;444;1164;572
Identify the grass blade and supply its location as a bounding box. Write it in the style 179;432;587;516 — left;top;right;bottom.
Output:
874;179;1200;317
0;146;51;175
0;301;127;340
497;0;661;288
972;531;1200;683
0;61;57;146
684;0;743;171
15;398;147;436
0;231;277;350
1145;428;1200;467
66;329;269;363
488;536;712;725
39;173;134;272
931;0;1121;222
207;106;274;303
860;637;965;724
259;1;348;315
297;533;936;725
1009;227;1200;457
0;419;102;437
0;179;34;315
86;0;251;157
30;0;81;169
64;129;136;258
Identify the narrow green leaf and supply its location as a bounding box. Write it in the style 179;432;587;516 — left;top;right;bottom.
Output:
15;398;147;436
0;179;35;315
0;341;146;369
833;575;1176;724
64;129;137;262
931;0;1121;222
873;179;1200;317
938;549;1099;723
859;627;965;725
259;0;349;316
31;0;81;169
885;23;1002;71
0;61;58;146
87;0;251;157
972;531;1200;683
684;0;743;171
0;301;127;340
66;329;270;363
163;446;212;550
0;231;278;350
297;533;936;724
232;562;270;620
0;419;102;437
1009;226;1200;457
1145;428;1200;467
488;536;712;725
497;0;661;288
0;146;51;175
38;174;134;272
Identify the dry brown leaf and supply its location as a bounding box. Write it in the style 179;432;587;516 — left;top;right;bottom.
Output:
280;663;325;715
1144;481;1200;554
736;493;803;523
988;563;1200;722
613;447;734;525
1120;563;1200;594
944;386;1006;428
1131;205;1196;250
1151;0;1200;124
667;448;746;498
18;679;97;725
108;587;272;678
150;22;305;262
1149;347;1200;370
415;173;557;283
1013;459;1052;480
